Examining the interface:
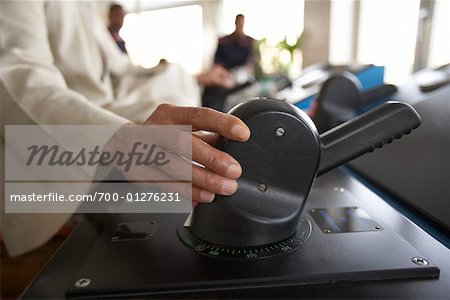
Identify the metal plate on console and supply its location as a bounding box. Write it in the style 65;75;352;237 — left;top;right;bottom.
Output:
309;207;382;233
111;221;157;242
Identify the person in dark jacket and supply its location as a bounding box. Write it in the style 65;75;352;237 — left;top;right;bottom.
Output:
214;14;255;70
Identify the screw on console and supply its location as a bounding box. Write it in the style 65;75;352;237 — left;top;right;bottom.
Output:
75;278;91;288
411;257;429;266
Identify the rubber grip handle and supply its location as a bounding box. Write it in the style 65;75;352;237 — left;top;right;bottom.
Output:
317;101;421;176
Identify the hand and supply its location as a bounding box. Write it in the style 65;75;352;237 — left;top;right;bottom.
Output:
196;65;235;89
107;104;250;204
144;104;250;203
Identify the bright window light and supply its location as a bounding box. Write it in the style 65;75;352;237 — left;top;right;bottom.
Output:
120;5;203;74
220;0;304;44
329;0;355;65
428;0;450;68
357;0;420;84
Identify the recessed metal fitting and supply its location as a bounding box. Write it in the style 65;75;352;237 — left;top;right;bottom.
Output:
75;278;91;288
333;187;345;192
412;257;429;266
276;127;285;137
323;229;331;233
258;183;268;193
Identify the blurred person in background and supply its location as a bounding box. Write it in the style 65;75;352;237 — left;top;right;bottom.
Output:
214;14;255;71
203;14;255;112
107;3;128;54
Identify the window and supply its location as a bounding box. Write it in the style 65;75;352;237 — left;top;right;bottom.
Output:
329;0;356;65
120;5;203;74
220;0;304;44
428;0;450;68
356;0;421;84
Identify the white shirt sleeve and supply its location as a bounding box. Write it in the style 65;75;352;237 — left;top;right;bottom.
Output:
0;1;131;257
0;1;130;127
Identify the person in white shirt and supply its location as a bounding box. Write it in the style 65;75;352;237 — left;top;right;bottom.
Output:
0;1;249;256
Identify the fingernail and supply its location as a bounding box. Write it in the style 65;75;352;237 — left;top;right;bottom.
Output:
231;125;250;141
192;201;199;207
227;163;242;178
200;191;215;203
221;179;238;195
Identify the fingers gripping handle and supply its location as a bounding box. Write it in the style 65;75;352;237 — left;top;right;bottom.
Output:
317;101;422;176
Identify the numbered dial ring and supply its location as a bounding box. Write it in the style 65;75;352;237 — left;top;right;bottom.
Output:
177;217;312;261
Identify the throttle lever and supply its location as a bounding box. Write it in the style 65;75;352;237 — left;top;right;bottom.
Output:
190;99;421;248
318;101;421;176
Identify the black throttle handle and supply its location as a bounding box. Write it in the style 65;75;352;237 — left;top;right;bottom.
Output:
190;99;421;248
318;101;421;176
